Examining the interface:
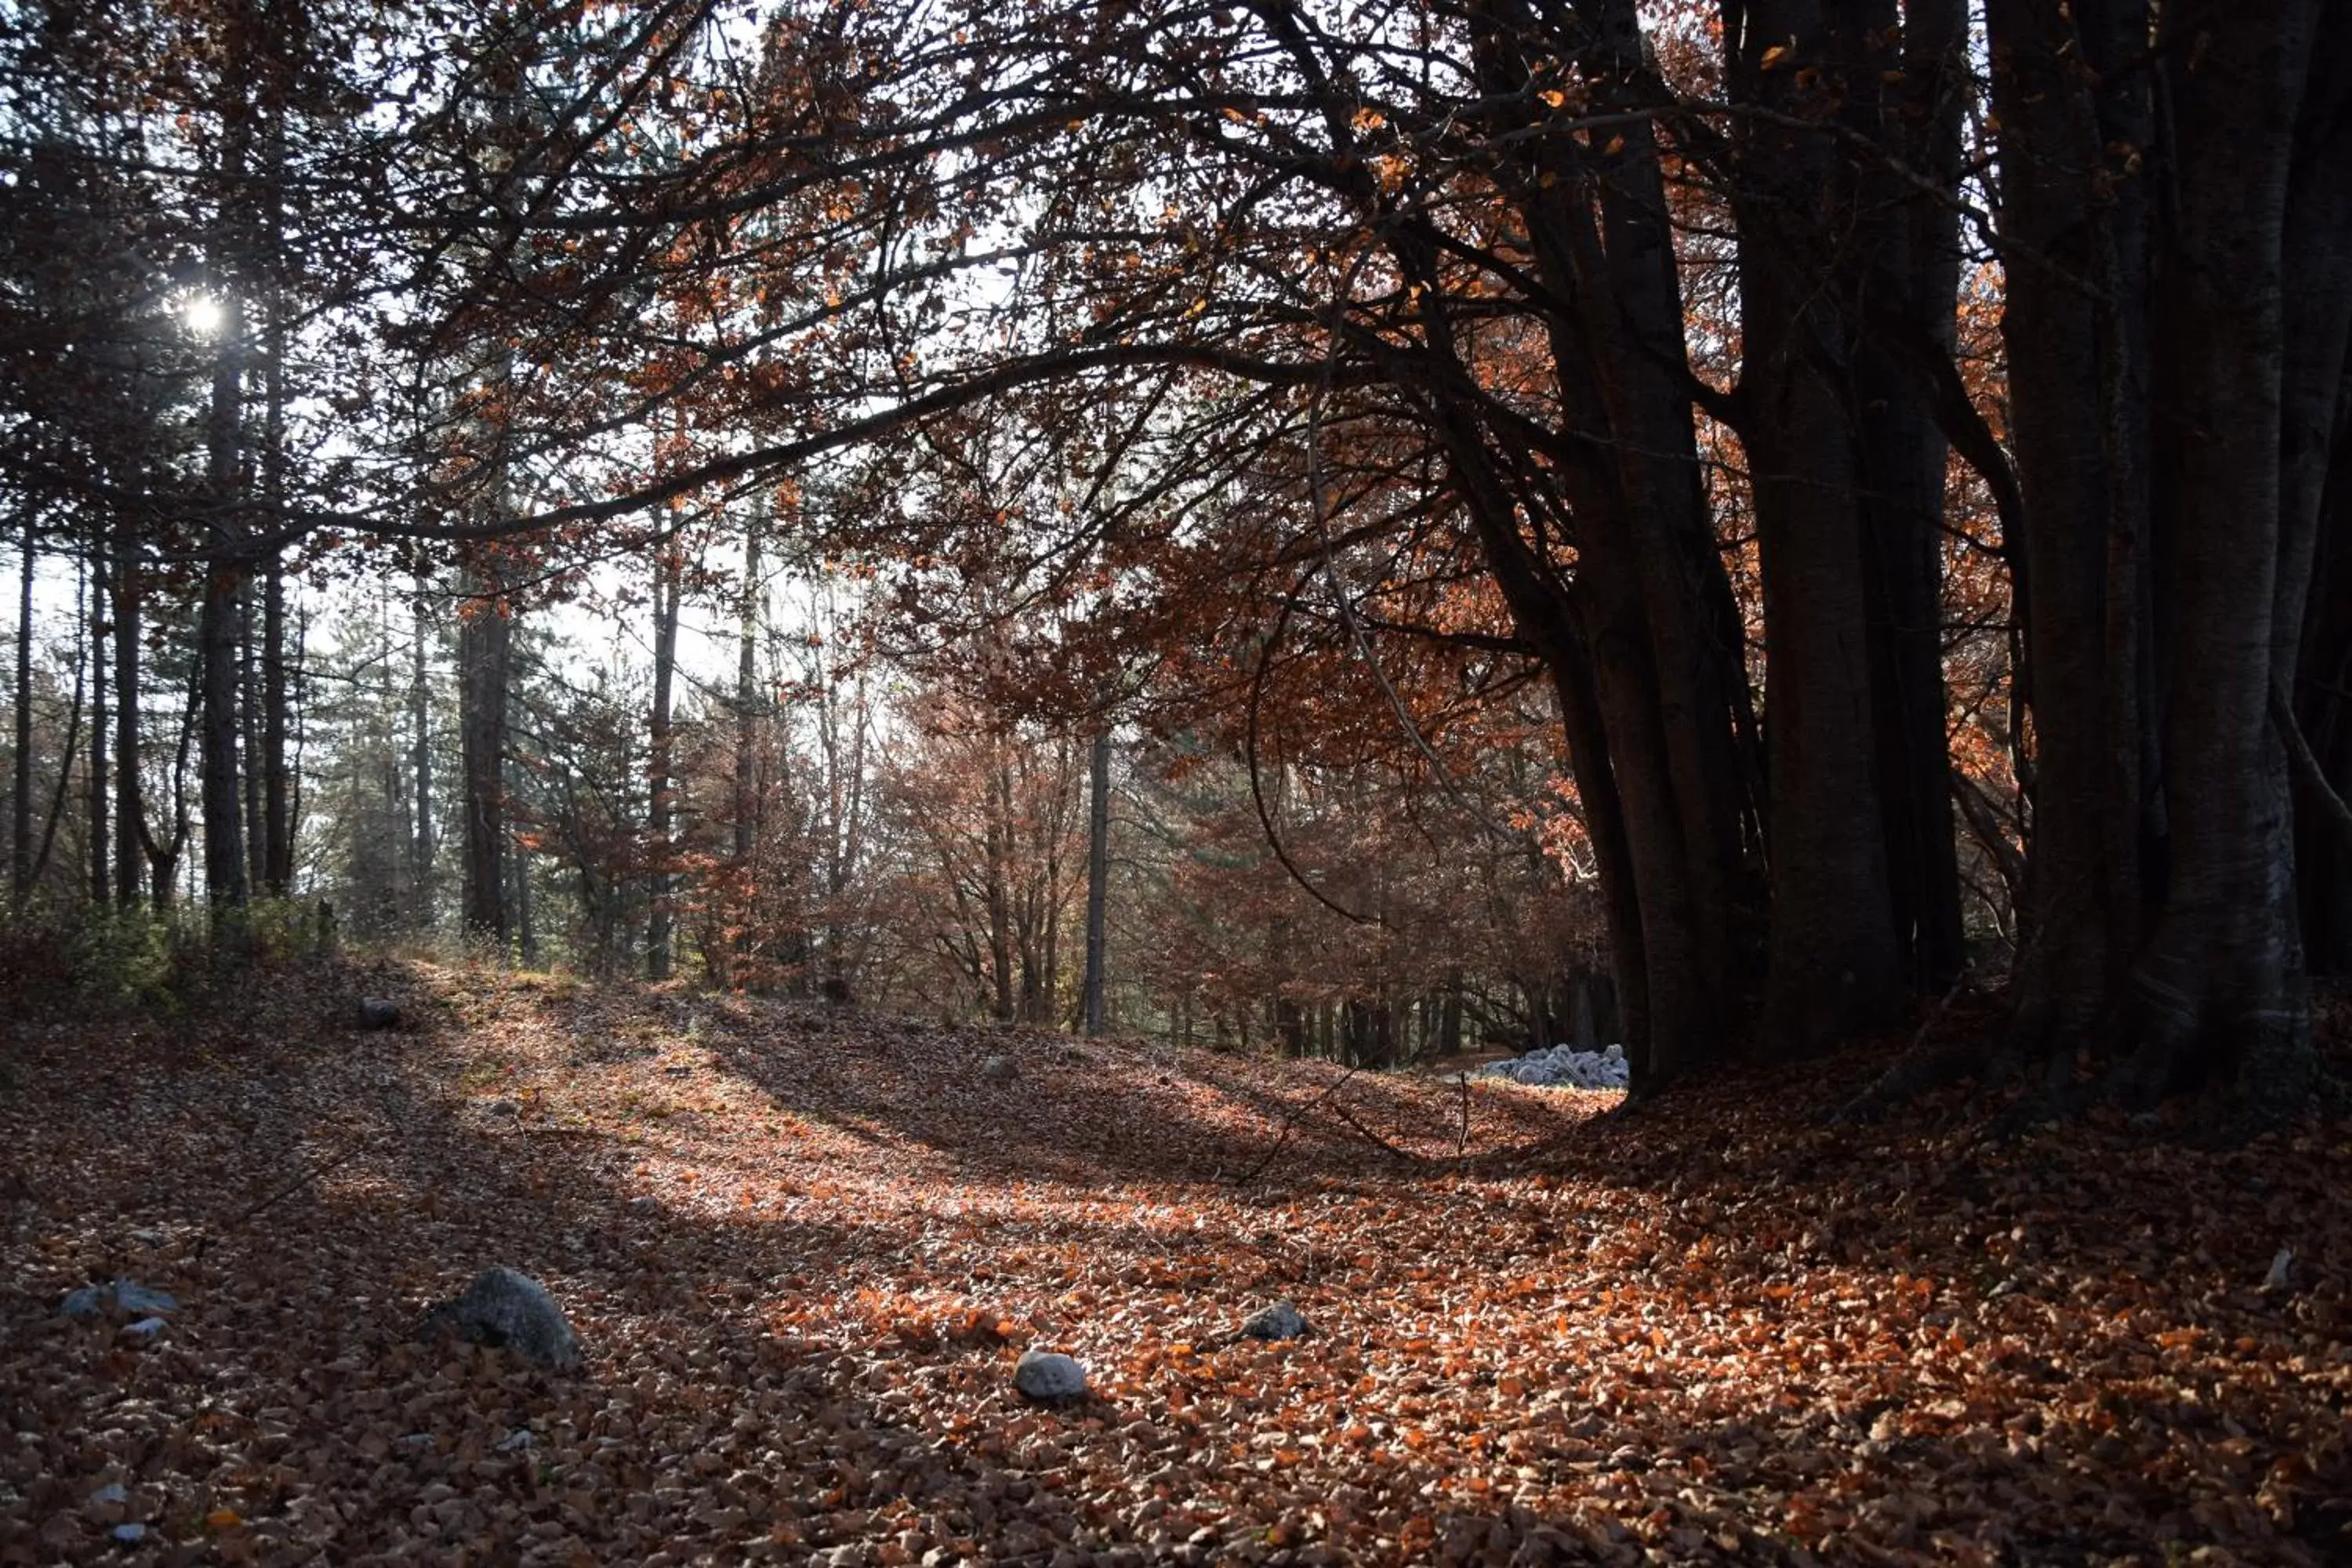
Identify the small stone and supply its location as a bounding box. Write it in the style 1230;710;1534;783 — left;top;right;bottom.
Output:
493;1428;535;1453
60;1279;177;1320
357;997;401;1029
630;1196;662;1214
981;1054;1019;1083
84;1483;128;1523
112;1523;147;1544
123;1316;167;1339
114;1280;177;1316
1239;1301;1307;1341
1014;1348;1087;1401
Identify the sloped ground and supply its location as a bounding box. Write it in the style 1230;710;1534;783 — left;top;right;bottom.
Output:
2;961;2347;1566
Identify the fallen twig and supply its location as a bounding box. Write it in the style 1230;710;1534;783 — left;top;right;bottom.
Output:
1236;1065;1364;1184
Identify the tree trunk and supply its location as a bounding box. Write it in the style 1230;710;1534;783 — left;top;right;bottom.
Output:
200;288;249;922
458;561;510;950
1081;726;1110;1036
259;100;293;898
1730;0;1904;1050
986;752;1014;1022
88;547;107;906
11;530;30;901
647;537;681;981
1855;0;1968;991
1985;0;2156;1052
2284;16;2352;975
2125;2;2321;1108
2297;394;2352;973
730;503;763;982
410;578;434;927
111;521;142;909
241;579;264;895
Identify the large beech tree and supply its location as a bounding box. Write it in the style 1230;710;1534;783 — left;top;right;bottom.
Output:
5;0;2347;1116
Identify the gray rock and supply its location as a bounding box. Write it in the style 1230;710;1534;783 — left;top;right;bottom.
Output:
358;996;401;1029
416;1267;582;1370
981;1054;1020;1083
1239;1300;1307;1341
1014;1348;1087;1401
115;1280;177;1316
59;1279;177;1320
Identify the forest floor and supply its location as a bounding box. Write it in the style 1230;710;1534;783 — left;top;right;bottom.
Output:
2;960;2348;1567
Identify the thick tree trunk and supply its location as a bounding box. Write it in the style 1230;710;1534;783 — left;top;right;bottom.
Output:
1731;0;1905;1050
1985;0;2155;1051
1461;0;1759;1085
2297;400;2352;973
1855;0;1968;991
2125;2;2320;1108
2284;18;2352;975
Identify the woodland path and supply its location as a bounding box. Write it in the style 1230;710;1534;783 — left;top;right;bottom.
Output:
2;964;2347;1566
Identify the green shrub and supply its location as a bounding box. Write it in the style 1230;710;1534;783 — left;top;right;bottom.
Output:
0;897;343;1018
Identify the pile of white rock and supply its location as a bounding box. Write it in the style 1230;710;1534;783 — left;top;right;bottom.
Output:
1475;1042;1630;1089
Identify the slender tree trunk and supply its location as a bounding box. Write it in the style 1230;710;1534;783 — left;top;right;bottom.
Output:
647;538;681;981
261;564;290;893
241;579;264;895
458;562;510;950
1081;725;1111;1036
731;504;763;980
410;578;434;927
200;280;249;923
259;100;292;897
11;531;31;901
986;751;1014;1022
87;549;106;906
511;749;539;967
110;521;142;909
